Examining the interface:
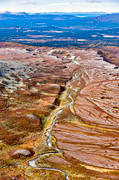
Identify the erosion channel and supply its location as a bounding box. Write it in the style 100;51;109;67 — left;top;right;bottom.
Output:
1;45;119;179
28;55;81;180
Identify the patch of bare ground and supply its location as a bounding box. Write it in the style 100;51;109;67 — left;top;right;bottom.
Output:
1;43;119;179
51;49;119;179
97;46;119;67
0;43;78;179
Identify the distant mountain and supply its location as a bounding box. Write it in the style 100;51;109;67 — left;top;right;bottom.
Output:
96;13;119;23
38;12;106;17
0;12;119;47
0;11;29;20
78;13;119;29
0;11;106;18
0;12;118;30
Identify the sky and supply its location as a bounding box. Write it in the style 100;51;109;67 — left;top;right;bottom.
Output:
0;0;119;13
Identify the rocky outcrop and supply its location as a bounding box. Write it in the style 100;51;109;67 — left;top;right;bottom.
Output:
9;148;35;159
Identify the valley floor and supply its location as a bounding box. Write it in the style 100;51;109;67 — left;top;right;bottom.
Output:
0;43;119;179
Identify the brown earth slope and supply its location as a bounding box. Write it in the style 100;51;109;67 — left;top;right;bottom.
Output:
51;49;119;179
0;43;78;179
0;43;119;179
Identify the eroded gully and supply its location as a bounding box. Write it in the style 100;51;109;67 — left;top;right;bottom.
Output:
28;56;82;180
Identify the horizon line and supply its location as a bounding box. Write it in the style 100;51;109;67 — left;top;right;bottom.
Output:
0;11;118;14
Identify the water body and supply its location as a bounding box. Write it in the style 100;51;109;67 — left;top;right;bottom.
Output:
28;56;81;180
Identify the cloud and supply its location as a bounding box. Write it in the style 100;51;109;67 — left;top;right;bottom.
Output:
21;0;38;5
88;0;102;3
49;2;70;6
0;0;119;13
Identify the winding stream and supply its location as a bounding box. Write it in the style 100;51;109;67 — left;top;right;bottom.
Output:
28;56;81;180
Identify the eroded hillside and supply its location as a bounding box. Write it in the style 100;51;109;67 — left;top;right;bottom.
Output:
0;43;119;179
